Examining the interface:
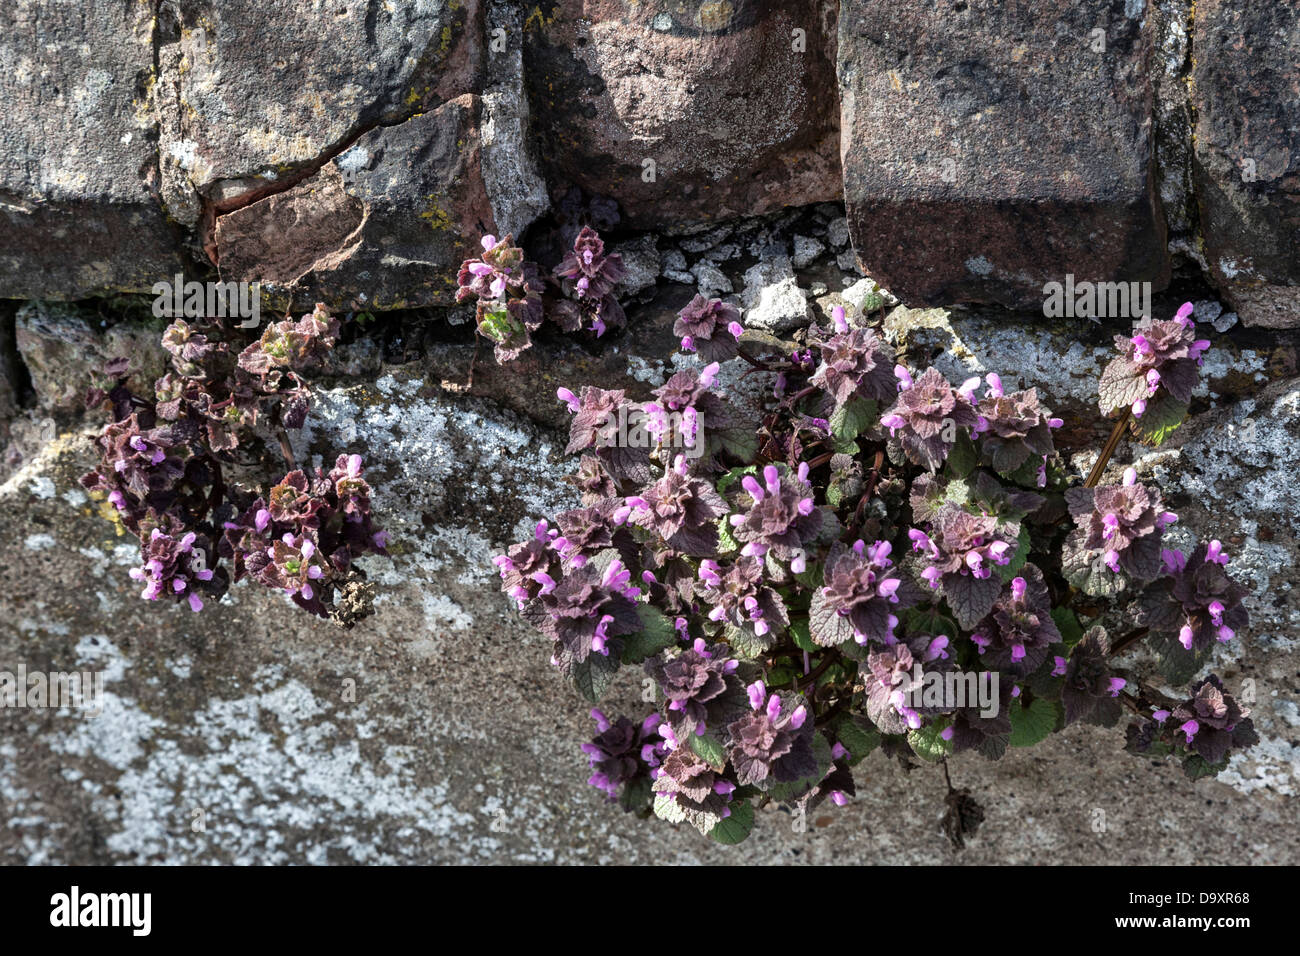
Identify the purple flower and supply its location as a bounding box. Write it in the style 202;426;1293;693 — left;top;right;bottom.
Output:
969;563;1061;675
973;381;1058;477
881;367;981;469
1061;626;1125;726
725;684;816;787
1064;468;1169;583
650;744;735;833
1099;306;1206;417
625;458;728;554
1143;541;1249;652
808;539;912;646
808;319;896;408
728;463;834;570
697;556;789;649
645;639;744;737
456;233;545;362
551;226;627;337
581;710;664;802
674;295;743;364
861;635;952;734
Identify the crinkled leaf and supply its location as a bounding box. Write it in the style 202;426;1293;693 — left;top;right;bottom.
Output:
830;396;877;442
809;587;856;647
908;720;953;762
765;733;832;803
689;731;728;771
571;651;620;703
1130;392;1189;447
1098;357;1149;415
621;604;676;664
943;573;1003;629
706;798;754;845
1009;696;1061;747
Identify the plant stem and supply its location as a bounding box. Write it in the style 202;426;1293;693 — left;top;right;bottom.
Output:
798;650;841;690
1085;409;1131;488
277;428;296;470
1108;626;1149;657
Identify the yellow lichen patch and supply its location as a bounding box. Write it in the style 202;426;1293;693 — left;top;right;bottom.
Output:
698;1;735;32
419;194;452;232
524;5;559;31
85;490;127;536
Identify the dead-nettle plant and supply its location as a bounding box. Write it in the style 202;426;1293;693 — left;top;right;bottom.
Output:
490;233;1257;846
81;306;390;628
457;227;629;363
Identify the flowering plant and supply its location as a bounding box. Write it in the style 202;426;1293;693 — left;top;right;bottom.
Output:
82;306;389;626
494;255;1257;846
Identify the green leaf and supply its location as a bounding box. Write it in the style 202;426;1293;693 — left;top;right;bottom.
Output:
1182;754;1228;781
1149;632;1212;685
724;623;773;659
1050;606;1085;648
1130;392;1189;446
621;605;678;664
794;559;823;590
997;526;1032;582
477;307;523;344
1009;696;1061;747
618;775;653;813
718;428;759;462
716;515;740;555
945;430;978;479
571;651;620;703
716;465;758;496
832;435;860;456
904;606;959;640
833;715;880;765
908;720;953;762
790;620;816;653
830;396;877;443
689;732;728;771
707;798;755;845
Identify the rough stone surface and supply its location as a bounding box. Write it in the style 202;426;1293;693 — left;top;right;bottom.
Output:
739;257;811;333
479;0;551;239
214;96;496;311
838;0;1171;310
612;236;662;299
522;0;842;229
156;0;484;223
14;303;166;413
2;303;1298;863
0;1;184;298
1193;0;1300;329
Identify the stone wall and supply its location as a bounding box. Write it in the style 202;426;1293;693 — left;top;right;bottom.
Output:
2;290;1298;863
0;2;1298;863
1;1;1296;325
